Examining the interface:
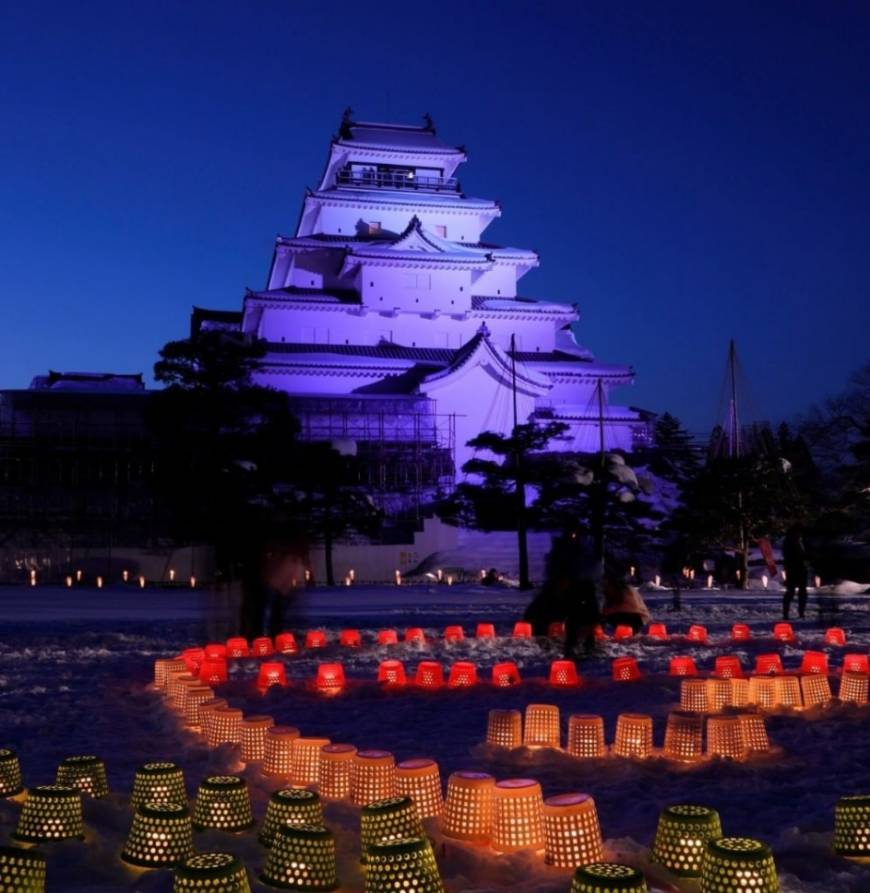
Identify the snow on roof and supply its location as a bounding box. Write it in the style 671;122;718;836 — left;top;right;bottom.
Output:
338;120;463;155
29;371;146;392
309;188;497;211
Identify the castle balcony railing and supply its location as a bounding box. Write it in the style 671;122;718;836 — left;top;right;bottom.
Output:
336;170;460;193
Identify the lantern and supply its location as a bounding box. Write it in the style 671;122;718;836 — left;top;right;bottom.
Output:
647;623;668;639
669;657;698;677
486;709;522;749
567;715;606;759
181;648;205;675
361;796;424;857
262;726;301;777
275;632;298;654
404;628;425;644
706;716;745;760
192;776;254;832
748;676;779;709
351;750;397;806
0;749;24;798
491;779;545;853
239;715;274;762
168;672;198;710
524;703;561;748
364;837;443;893
773;622;795;643
543;792;603;868
205;707;243;748
612;657;641;682
698;837;778;893
225;637;249;658
687;625;708;644
259;788;322;847
55;755;108;799
550;660;580;687
712;656;742;679
251;636;273;657
548;621;566;638
319;744;356;800
377;629;399;646
155;657;187;689
843;654;870;674
163;662;191;697
173;853;250;893
340;629;362;647
513;621;533;638
824;628;846;647
729;678;750;708
197;698;229;741
737;714;771;753
395;758;443;819
291;737;331;786
441;771;495;842
800;673;832;708
839;672;869;705
663;711;703;762
257;662;288;691
706;678;732;712
305;631;327;649
261;824;338;892
570;863;647;893
775;675;802;709
613;625;634;641
0;845;46;892
755;654;783;676
377;660;406;688
204;643;228;661
315;663;346;695
131;763;186;809
680;679;709;713
491;662;521;687
198;658;228;685
731;624;751;642
613;714;653;759
415;661;444;690
121;801;193;867
652;804;722;877
476;623;496;639
833;795;870;857
443;625;464;642
13;786;84;843
447;661;478;688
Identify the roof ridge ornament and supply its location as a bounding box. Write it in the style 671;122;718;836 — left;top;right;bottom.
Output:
339;107;354;140
422;112;435;132
477;322;491;337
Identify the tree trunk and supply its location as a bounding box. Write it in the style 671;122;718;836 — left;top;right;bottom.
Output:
515;469;531;590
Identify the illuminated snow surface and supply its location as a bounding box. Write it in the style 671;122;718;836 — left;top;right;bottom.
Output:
1;582;869;892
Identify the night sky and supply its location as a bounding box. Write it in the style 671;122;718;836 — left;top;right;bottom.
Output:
2;1;868;432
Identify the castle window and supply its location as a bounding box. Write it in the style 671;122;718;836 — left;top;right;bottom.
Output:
433;224;447;238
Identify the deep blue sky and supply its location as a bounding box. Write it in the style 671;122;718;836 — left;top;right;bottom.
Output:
2;1;868;432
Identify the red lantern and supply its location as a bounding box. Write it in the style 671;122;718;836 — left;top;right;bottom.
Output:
204;643;227;660
226;637;249;658
825;627;846;646
669;656;698;677
447;661;478;688
275;633;297;654
476;623;496;639
731;624;751;642
251;637;274;657
844;654;870;674
714;655;744;678
415;661;444;689
377;660;406;687
377;629;399;646
339;629;361;647
612;657;641;681
257;662;288;690
443;625;464;642
549;660;580;687
755;653;783;675
613;625;634;641
199;658;228;685
647;623;668;639
548;621;566;638
773;622;795;643
305;630;327;649
512;622;532;638
491;662;521;687
404;627;425;644
687;624;708;644
799;651;829;675
594;624;608;641
181;648;204;674
315;663;345;695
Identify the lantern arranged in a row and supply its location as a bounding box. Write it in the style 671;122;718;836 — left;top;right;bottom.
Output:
262;726;300;777
652;804;722;877
259;789;322;847
543;793;604;868
261;823;338;892
351;750;397;806
0;845;46;892
13;786;84;843
492;779;544;852
320;744;357;800
833;794;870;858
441;771;494;842
293;737;331;785
121;801;194;868
173;852;250;893
131;762;187;808
55;755;108;799
698;837;778;892
0;748;24;798
486;709;522;749
395;758;443;818
571;863;647;893
365;837;443;893
240;714;274;762
360;796;424;858
524;704;560;748
191;776;254;832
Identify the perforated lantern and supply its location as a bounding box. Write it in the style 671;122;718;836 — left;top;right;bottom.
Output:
839;672;869;705
131;762;187;809
687;625;708;644
543;793;603;868
261;823;338;892
825;627;846;647
714;656;744;679
513;621;533;638
168;672;198;709
198;698;229;740
377;629;399;646
670;657;698;677
799;651;829;675
550;660;581;686
663;711;703;762
192;776;254;832
365;837;444;893
13;786;84;843
251;636;273;657
257;662;288;691
361;796;424;856
773;622;795;643
843;654;870;674
225;637;250;658
748;676;779;709
706;715;745;759
340;629;362;647
567;715;606;758
198;658;228;685
447;661;478;688
259;788;322;847
305;630;327;649
775;675;802;709
0;844;46;892
647;623;668;639
755;653;784;678
443;625;464;642
491;662;521;687
395;758;443;819
377;660;406;688
613;625;634;641
706;678;732;712
404;628;425;644
55;755;108;798
155;657;187;689
206;707;243;747
730;624;751;642
833;795;870;857
570;863;648;893
729;678;751;708
614;714;653;759
319;744;356;800
415;662;444;689
173;852;250;893
612;657;641;682
263;725;301;777
315;663;346;695
121;801;194;868
182;685;214;727
698;837;779;893
549;621;566;638
292;737;331;786
737;713;771;752
680;679;710;713
204;643;228;661
476;623;496;639
651;804;722;878
275;632;298;654
524;703;561;748
0;748;24;798
491;778;545;852
800;673;832;708
487;709;522;749
351;750;397;806
441;771;495;842
181;648;205;675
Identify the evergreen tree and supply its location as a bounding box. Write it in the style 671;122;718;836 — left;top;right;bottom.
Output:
649;412;700;484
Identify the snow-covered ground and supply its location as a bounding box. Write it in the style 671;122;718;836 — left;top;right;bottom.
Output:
1;583;869;892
